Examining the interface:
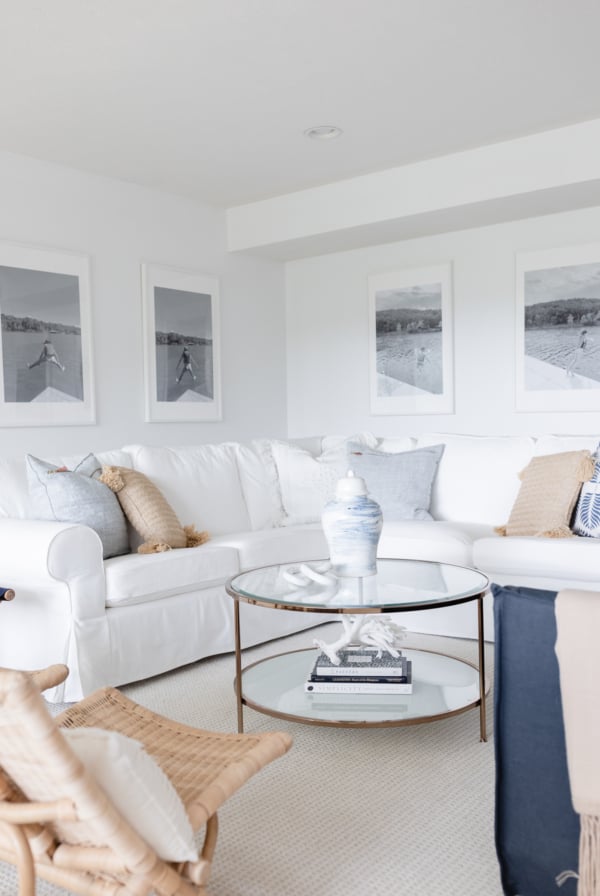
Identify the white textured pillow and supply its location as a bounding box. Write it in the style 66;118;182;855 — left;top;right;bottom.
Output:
63;727;197;862
267;433;378;525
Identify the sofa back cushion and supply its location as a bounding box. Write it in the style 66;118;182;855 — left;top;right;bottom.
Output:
125;443;251;536
534;434;600;456
255;433;378;526
416;433;535;526
0;458;30;519
236;443;285;530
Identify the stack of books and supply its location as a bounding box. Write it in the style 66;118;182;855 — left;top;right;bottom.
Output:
304;647;412;694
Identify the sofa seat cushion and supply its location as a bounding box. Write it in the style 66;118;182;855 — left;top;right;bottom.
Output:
378;520;494;566
211;524;329;570
474;533;600;583
104;544;239;608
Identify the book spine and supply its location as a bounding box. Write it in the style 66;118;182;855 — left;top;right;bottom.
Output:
304;681;413;694
309;674;409;683
314;665;408;677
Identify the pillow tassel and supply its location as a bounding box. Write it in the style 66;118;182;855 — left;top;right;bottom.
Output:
494;525;507;537
578;455;596;482
100;466;126;493
138;541;172;554
538;525;574;538
183;525;210;548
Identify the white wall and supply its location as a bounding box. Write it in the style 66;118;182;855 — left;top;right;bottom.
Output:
285;204;600;438
0;152;287;459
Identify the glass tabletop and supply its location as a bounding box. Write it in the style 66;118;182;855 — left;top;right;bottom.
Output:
227;558;489;613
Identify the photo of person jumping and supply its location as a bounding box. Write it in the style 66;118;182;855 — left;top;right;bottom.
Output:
28;337;66;371
175;344;196;383
0;264;85;403
153;284;214;403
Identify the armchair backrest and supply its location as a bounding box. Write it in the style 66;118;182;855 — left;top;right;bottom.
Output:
0;668;155;872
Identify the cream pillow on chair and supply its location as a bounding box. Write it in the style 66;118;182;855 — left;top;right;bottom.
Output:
496;450;594;538
63;727;198;862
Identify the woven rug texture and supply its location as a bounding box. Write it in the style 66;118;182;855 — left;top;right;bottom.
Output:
0;624;503;895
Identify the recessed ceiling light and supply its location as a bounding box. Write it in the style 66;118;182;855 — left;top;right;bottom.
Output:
304;125;343;141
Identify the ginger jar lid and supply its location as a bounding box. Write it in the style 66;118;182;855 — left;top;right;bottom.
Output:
335;470;368;500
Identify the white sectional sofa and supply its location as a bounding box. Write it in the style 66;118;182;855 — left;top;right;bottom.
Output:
0;432;598;703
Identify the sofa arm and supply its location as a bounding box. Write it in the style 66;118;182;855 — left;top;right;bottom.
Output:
0;519;109;701
0;519;105;621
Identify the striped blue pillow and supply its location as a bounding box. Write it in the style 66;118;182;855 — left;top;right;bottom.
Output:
573;442;600;537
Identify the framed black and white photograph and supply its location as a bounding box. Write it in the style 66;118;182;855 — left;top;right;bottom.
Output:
516;244;600;412
368;263;454;415
141;263;221;422
0;243;95;426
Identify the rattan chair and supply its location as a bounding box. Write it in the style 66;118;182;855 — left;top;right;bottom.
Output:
0;664;292;895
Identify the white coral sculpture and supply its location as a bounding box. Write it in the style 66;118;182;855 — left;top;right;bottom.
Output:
314;615;407;665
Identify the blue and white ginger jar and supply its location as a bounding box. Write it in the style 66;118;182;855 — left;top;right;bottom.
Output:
322;471;383;577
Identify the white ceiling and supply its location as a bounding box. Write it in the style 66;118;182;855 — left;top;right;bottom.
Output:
3;0;600;209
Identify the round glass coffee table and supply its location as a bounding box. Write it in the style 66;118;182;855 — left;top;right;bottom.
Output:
226;558;490;740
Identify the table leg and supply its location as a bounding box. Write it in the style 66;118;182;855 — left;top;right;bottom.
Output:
234;599;244;733
477;595;487;742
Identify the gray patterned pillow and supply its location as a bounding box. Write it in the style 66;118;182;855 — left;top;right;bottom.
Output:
347;442;445;521
26;453;129;559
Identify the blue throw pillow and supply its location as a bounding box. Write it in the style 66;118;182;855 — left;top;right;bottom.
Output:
346;442;444;521
26;453;129;559
573;442;600;537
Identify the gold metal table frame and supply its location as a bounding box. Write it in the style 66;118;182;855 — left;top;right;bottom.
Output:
226;558;490;741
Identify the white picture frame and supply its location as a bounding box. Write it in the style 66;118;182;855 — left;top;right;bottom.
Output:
516;244;600;412
368;263;454;415
0;242;95;426
141;263;222;422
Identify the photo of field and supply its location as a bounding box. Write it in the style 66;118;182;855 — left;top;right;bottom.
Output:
0;266;83;403
523;261;600;391
153;286;214;402
375;281;443;396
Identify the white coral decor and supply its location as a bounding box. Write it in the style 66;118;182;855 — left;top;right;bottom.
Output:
314;615;406;665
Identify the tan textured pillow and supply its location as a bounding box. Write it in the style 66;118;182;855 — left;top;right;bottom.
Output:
496;450;595;538
100;466;209;554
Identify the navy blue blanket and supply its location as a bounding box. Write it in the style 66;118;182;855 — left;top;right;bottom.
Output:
492;584;580;896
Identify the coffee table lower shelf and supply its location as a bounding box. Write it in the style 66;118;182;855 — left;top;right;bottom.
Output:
235;646;489;731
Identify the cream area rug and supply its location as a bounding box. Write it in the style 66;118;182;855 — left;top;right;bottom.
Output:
0;624;503;896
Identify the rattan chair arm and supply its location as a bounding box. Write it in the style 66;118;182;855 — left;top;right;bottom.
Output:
28;664;69;693
0;798;77;825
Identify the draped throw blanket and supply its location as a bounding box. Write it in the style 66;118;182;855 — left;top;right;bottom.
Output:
555;589;600;896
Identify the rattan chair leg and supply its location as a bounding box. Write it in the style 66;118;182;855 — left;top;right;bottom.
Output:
179;813;218;887
0;820;35;896
201;814;218;865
